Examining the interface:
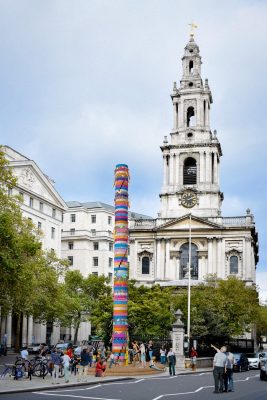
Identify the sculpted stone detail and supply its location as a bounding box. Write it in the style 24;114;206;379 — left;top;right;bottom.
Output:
20;168;36;188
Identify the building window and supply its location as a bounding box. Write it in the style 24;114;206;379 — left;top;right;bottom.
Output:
93;242;99;250
92;272;98;276
70;228;75;235
8;188;12;196
230;255;238;274
29;197;34;208
51;227;55;239
109;243;113;251
91;215;96;223
93;257;98;267
68;242;74;250
179;243;199;280
108;272;113;282
38;222;42;231
142;257;150;274
109;258;113;268
19;191;24;201
183;157;197;185
187;106;196;127
108;216;112;225
52;208;56;218
189;60;194;74
70;214;76;222
39;202;43;211
91;229;96;236
68;256;73;266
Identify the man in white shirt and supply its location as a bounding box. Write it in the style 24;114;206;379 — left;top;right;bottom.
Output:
21;347;28;360
213;346;227;393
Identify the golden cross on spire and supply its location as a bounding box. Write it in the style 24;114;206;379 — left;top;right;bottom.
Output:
189;22;198;37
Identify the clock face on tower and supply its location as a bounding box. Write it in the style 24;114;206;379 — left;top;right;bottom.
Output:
181;190;197;208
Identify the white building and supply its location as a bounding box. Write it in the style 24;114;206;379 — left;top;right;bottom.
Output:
0;146;90;347
128;35;259;289
61;201;150;280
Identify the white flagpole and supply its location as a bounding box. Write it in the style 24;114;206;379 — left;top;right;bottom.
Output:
187;213;192;347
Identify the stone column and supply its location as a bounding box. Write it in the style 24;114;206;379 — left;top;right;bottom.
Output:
161;239;166;279
163;155;167;187
199;151;204;183
165;239;170;279
214;154;218;184
205;151;210;182
27;316;33;346
156;239;161;280
169;155;174;186
207;238;213;275
6;313;12;348
22;315;28;347
172;309;185;368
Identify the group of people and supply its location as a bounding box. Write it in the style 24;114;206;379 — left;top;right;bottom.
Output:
212;344;235;393
20;341;110;383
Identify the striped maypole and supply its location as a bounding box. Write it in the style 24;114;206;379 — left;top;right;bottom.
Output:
112;163;129;364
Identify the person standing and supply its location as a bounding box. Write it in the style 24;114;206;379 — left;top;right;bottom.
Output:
148;340;154;366
212;346;227;393
224;346;235;392
190;346;198;371
78;348;90;382
167;348;176;376
62;351;71;383
51;348;62;384
160;346;166;365
140;342;146;368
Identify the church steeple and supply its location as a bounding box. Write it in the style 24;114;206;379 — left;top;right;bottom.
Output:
159;35;223;219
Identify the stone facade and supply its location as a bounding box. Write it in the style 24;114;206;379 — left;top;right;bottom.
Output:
128;35;259;289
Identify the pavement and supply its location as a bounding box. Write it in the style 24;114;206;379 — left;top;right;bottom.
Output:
0;363;213;395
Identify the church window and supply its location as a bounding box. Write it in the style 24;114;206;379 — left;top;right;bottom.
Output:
187;106;196;127
91;214;96;223
189;60;194;74
93;242;99;250
68;256;73;266
189;82;193;87
51;227;55;239
183;157;197;185
180;243;198;280
70;213;76;222
142;257;150;274
93;257;98;267
187;132;193;138
230;255;238;274
29;197;34;208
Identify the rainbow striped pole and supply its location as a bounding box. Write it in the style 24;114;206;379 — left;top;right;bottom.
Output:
112;163;129;364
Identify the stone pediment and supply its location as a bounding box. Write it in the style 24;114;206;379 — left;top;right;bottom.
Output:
155;214;224;232
12;161;66;209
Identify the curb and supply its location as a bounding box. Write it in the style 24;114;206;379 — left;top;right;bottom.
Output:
0;376;133;395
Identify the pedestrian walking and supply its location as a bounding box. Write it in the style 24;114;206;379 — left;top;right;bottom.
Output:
212;345;227;393
190;346;198;371
224;346;235;392
51;347;62;384
78;348;90;382
167;348;176;376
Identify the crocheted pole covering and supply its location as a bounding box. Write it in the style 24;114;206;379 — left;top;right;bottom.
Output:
112;164;129;364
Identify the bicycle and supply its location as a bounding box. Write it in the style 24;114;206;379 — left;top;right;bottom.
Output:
0;364;16;379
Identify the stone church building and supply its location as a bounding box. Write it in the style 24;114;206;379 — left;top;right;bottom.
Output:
129;34;259;288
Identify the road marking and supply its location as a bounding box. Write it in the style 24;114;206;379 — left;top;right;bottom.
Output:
33;392;121;400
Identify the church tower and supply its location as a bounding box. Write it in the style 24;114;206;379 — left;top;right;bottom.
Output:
159;33;223;218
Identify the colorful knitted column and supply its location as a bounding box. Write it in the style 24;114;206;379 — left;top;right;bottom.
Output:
112;163;129;364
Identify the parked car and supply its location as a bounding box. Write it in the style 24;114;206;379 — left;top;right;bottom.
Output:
28;343;48;354
247;352;267;369
232;353;249;372
260;357;267;380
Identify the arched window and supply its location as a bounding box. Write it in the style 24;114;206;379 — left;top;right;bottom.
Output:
230;255;238;274
187;106;196;127
180;243;198;280
142;257;150;274
189;60;194;74
183;157;197;185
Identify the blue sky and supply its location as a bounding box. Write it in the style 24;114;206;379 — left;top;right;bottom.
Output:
0;0;266;301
